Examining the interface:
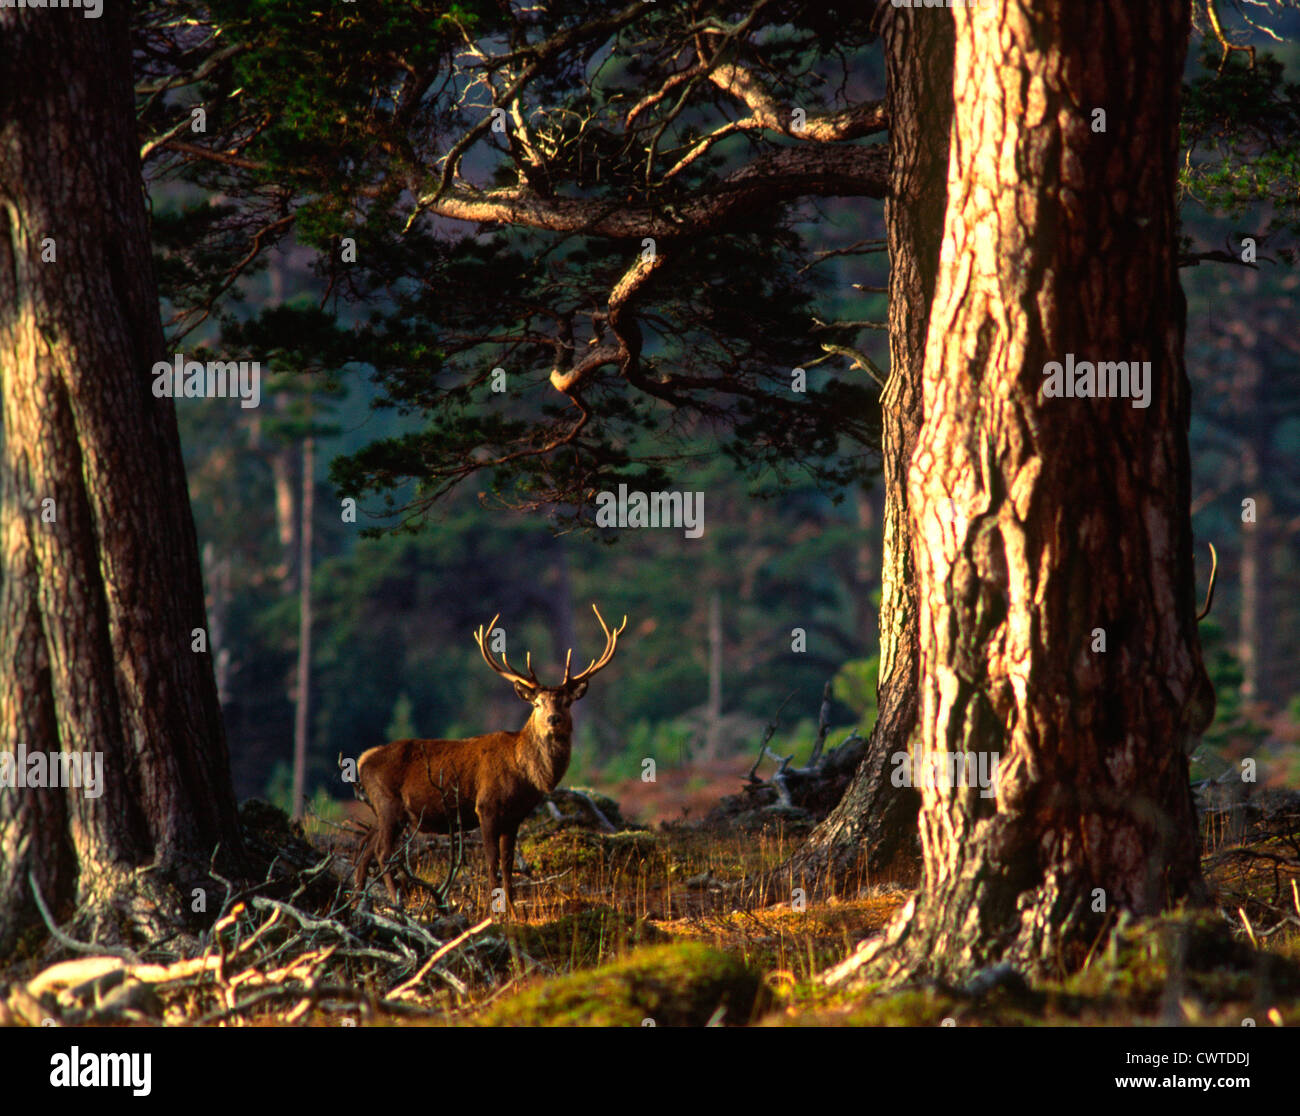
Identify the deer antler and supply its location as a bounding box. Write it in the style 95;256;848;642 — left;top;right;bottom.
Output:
474;614;541;690
563;604;628;687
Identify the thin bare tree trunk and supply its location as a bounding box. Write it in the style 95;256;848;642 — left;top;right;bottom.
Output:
1238;441;1261;702
705;591;723;760
270;444;298;591
203;541;232;706
291;436;314;819
549;537;580;738
854;486;877;644
1234;345;1271;706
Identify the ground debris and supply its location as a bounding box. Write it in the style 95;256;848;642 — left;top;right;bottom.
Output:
1;802;509;1027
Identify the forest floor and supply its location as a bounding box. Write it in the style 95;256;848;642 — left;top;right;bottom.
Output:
312;781;1300;1027
5;778;1299;1027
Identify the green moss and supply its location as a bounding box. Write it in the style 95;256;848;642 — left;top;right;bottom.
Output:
782;910;1300;1027
839;988;962;1027
504;906;667;971
519;827;664;875
1064;909;1300;1005
477;943;763;1026
550;787;629;828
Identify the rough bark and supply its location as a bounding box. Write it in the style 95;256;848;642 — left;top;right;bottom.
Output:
834;0;1211;986
779;2;953;893
0;7;244;953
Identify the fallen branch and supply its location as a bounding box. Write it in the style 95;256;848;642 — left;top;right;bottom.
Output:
387;917;493;1000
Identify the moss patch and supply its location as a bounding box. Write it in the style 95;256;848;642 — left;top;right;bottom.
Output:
779;908;1300;1027
547;787;633;830
476;942;763;1026
519;826;664;875
1064;908;1300;1007
504;906;667;971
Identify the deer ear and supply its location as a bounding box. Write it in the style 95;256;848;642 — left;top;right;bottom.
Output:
567;679;589;702
513;681;538;702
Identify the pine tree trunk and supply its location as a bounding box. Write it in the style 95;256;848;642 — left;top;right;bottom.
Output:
1235;352;1271;705
837;0;1212;985
782;3;952;890
549;537;580;736
0;7;244;952
1238;441;1261;702
853;485;877;644
291;437;315;819
270;443;298;591
705;591;723;760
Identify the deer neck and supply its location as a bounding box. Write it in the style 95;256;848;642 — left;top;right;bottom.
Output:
518;717;572;792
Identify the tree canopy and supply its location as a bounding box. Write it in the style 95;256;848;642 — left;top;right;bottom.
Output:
139;0;890;527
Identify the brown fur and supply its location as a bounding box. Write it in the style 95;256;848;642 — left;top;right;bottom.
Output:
353;685;584;914
353;606;625;917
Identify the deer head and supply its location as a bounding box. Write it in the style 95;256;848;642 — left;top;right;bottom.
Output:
473;604;627;744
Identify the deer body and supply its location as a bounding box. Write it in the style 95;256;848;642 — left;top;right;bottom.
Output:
353;606;624;916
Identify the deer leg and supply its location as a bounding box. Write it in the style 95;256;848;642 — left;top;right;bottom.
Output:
499;829;519;919
479;813;505;916
374;807;404;905
355;815;395;897
381;854;402;904
353;827;377;893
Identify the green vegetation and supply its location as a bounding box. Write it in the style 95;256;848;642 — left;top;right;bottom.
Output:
477;943;763;1027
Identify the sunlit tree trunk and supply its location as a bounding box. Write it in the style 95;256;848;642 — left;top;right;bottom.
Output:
0;7;243;951
834;0;1212;984
786;2;952;889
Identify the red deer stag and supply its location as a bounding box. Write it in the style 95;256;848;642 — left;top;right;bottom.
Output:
353;604;626;916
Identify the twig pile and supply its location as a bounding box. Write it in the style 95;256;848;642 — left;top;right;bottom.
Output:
2;848;521;1027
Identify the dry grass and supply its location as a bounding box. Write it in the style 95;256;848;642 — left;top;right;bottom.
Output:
332;793;1300;1027
11;789;1297;1027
